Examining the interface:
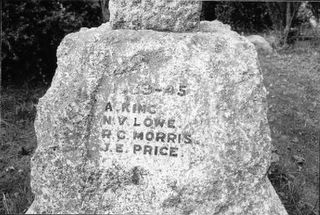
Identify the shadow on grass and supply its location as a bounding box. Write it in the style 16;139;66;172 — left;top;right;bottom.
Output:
0;87;47;214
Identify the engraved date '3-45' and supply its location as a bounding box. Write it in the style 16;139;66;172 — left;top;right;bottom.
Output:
122;83;187;96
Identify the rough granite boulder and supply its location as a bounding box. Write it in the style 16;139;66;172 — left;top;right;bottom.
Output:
26;21;288;214
109;0;202;32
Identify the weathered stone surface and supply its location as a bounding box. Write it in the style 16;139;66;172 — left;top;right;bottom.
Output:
246;35;274;54
109;0;202;32
27;21;288;214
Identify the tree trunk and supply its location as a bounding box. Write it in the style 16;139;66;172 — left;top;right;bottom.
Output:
282;2;301;46
99;0;109;23
283;2;291;45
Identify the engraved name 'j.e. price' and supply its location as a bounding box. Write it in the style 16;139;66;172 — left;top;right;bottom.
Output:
103;143;179;158
124;83;187;96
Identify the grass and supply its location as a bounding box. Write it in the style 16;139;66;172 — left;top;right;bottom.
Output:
0;47;319;214
261;46;320;215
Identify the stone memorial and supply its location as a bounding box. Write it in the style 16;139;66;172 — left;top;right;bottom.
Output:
27;0;288;214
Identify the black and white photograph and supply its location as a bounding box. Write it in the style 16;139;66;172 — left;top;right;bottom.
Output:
1;0;319;214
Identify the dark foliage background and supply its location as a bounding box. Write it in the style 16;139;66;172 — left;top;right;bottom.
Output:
2;0;102;87
213;2;273;33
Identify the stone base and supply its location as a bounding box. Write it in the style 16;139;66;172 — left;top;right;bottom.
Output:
26;178;286;214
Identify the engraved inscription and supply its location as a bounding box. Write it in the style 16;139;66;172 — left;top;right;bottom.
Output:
124;83;187;96
101;101;194;157
100;83;195;161
101;111;196;159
